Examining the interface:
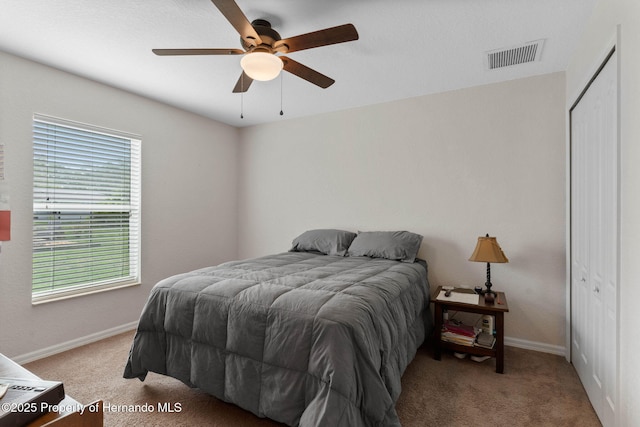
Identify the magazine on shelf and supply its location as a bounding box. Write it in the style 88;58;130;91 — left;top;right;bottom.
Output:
441;320;480;346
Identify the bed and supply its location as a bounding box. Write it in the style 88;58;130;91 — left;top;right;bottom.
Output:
123;230;432;426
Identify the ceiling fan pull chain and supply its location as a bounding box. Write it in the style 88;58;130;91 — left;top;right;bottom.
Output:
240;73;244;119
280;72;284;116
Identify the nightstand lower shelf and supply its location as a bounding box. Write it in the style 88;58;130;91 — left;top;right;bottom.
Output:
440;341;496;357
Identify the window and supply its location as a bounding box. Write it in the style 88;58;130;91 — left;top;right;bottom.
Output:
32;115;141;303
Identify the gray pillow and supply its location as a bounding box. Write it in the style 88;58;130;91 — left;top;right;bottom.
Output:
347;231;423;263
290;229;357;256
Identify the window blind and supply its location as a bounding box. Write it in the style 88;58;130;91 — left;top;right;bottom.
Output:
32;115;141;301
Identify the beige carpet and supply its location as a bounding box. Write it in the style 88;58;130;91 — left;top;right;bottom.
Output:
24;331;601;426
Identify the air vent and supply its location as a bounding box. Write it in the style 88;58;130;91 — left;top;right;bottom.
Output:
486;39;545;70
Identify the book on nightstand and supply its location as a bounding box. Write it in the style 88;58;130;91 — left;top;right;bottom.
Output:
441;320;479;347
475;331;496;349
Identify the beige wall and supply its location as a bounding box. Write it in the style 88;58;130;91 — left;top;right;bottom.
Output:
0;51;239;358
566;0;640;424
0;33;578;369
238;72;566;351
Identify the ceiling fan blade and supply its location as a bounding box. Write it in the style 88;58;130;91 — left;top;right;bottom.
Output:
274;24;358;53
152;48;244;56
281;56;334;89
210;0;262;47
232;71;254;93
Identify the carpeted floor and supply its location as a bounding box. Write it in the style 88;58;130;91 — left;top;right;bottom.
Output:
24;331;601;426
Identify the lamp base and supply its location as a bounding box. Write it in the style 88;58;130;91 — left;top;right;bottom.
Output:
482;291;495;304
481;282;496;304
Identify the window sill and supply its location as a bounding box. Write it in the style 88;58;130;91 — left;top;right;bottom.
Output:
32;281;141;305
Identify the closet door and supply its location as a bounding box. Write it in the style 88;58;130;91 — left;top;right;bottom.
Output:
570;49;617;427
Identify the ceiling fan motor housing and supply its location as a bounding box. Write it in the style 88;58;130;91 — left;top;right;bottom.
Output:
241;19;286;53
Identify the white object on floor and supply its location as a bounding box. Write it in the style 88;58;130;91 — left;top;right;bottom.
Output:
470;355;491;362
454;352;467;359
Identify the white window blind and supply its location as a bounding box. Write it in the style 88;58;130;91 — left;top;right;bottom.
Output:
32;115;141;302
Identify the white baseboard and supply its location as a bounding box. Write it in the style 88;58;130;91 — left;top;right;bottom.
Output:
10;323;566;365
13;321;138;365
505;336;566;356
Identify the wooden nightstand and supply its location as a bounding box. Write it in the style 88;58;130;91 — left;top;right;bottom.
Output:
432;285;509;373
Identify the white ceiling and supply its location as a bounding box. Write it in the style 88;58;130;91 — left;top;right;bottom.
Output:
0;0;597;128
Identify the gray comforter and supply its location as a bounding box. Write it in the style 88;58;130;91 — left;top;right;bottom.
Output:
124;252;431;426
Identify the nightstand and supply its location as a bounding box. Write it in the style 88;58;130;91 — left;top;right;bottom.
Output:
432;285;509;373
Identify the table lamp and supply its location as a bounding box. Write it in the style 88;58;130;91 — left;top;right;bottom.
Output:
469;234;508;304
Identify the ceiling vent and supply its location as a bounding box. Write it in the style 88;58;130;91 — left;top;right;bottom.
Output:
486;39;545;70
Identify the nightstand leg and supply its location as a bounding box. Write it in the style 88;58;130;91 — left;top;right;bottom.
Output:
495;312;504;373
434;303;443;361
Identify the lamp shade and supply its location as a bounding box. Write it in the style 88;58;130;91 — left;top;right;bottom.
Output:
469;235;508;263
240;52;283;81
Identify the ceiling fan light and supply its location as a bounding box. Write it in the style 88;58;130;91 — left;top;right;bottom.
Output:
240;52;283;81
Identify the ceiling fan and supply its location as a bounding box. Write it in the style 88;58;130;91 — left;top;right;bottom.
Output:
152;0;359;93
